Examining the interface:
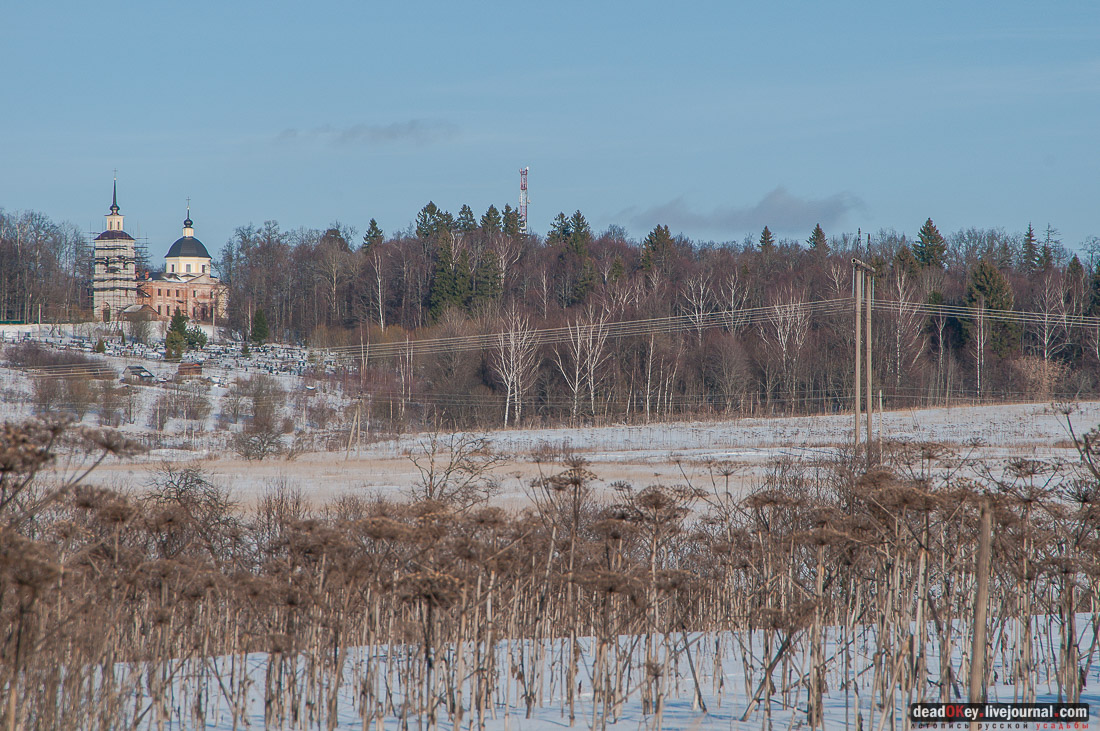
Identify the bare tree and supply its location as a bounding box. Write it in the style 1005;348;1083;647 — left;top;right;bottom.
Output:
491;309;539;427
407;430;504;508
1030;269;1068;365
553;309;610;422
367;246;387;329
681;274;712;344
972;296;987;398
889;268;926;390
759;288;810;412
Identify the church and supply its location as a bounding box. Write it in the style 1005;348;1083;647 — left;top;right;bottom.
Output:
137;209;227;324
91;181;227;324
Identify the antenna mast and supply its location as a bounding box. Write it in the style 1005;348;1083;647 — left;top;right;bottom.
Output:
518;167;529;235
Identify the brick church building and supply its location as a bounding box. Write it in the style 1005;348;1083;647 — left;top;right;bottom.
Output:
137;209;227;324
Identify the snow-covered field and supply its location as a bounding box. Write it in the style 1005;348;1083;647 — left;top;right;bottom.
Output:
3;333;1099;506
70;399;1100;507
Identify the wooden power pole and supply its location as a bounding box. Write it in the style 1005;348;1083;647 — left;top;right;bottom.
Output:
852;258;875;466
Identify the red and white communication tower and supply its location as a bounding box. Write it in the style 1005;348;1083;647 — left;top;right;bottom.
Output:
518;167;529;235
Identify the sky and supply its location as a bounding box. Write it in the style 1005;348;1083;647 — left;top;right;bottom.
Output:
3;1;1099;258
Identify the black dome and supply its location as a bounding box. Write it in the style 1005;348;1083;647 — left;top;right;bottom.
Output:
166;236;211;259
95;229;134;241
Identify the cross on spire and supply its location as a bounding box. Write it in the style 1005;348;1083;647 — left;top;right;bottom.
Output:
110;173;119;214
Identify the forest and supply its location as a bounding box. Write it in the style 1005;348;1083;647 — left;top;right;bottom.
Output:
3;203;1100;428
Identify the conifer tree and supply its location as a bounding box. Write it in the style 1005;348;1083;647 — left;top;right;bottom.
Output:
547;213;571;245
251;308;269;345
1020;223;1038;272
480;205;502;233
759;226;776;252
965;259;1019;356
471;250;503;305
914;218;947;268
362;219;384;250
416;202;452;240
893;245;920;278
807;223;828;254
428;240;473;318
456;204;477;233
502;205;520;236
166;309;189;360
429;240;457;319
641;224;675;273
1087;261;1100;317
567;211;592;257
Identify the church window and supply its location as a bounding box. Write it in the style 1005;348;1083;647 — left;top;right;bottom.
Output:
169;264;175;272
202;265;207;273
186;263;192;273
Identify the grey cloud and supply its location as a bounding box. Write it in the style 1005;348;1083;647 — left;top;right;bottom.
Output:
275;119;459;147
626;187;864;236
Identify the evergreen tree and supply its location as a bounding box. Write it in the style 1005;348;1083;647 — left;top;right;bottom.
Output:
251;308;269;345
914;218;947;268
893;245;920;279
416;202;452;240
807;223;828;254
428;240;473;319
471;250;503;305
1067;254;1084;283
480;205;502;233
641;224;675;273
759;226;775;252
166;309;189;360
1020;223;1038;272
362;218;384;250
185;326;207;350
547;213;571;245
1087;261;1100;317
965;259;1019;357
501;205;520;237
456;204;477;233
1038;245;1054;271
567;211;592;257
608;256;625;283
454;249;472;306
428;239;457;319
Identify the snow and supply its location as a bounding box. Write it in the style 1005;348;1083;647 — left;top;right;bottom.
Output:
114;621;1100;730
4;335;1100;506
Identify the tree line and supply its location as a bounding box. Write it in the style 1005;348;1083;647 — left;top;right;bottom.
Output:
217;205;1100;426
4;201;1100;426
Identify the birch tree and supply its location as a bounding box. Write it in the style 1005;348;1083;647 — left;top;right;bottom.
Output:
759;288;810;412
553;310;610;422
491;309;539;426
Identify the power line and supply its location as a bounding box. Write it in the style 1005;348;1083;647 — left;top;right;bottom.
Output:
319;297;1100;363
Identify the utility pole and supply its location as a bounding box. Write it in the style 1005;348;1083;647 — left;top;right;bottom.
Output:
853;267;861;456
969;498;993;730
852;258;875;467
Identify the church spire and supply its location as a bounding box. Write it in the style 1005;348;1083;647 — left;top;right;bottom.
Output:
105;176;124;231
182;200;194;237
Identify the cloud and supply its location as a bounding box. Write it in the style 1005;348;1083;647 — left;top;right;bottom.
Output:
624;187;864;237
275;119;459;147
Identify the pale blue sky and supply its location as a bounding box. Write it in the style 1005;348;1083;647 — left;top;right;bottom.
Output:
3;1;1099;255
